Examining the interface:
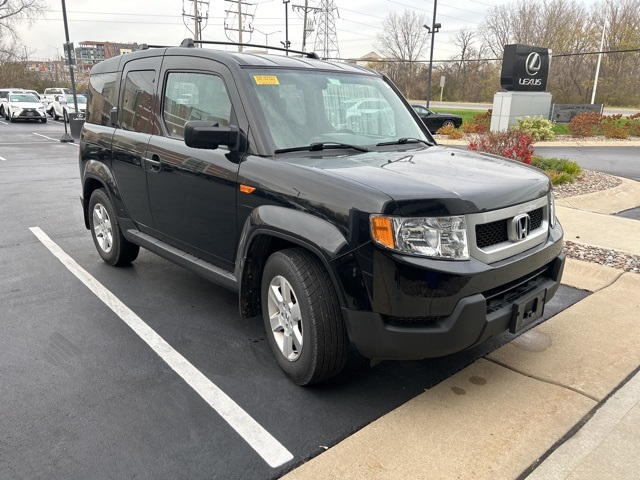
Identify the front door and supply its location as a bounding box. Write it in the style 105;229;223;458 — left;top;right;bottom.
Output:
145;56;242;271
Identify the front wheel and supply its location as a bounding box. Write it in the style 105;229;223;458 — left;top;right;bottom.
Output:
261;248;347;385
88;189;139;266
442;119;455;128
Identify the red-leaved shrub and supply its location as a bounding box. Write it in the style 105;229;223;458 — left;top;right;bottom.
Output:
468;130;535;164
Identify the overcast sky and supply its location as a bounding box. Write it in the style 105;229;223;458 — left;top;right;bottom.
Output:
20;0;599;62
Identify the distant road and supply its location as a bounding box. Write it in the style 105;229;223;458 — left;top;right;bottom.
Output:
422;101;639;116
534;146;640;182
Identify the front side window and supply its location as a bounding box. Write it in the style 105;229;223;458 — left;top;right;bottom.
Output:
243;68;429;151
162;72;232;139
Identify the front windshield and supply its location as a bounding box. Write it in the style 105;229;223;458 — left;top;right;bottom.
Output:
243;68;432;151
65;95;87;104
10;94;39;103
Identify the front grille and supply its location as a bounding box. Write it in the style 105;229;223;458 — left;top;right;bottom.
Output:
530;207;543;229
475;207;544;249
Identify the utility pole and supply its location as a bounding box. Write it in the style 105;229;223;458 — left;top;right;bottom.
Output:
293;1;319;52
183;1;210;47
224;0;255;51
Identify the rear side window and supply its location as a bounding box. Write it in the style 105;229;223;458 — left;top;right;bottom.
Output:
120;70;156;133
87;72;118;126
162;72;231;139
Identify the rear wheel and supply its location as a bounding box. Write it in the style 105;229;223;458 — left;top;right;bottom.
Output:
88;189;139;266
261;248;347;385
41;117;47;123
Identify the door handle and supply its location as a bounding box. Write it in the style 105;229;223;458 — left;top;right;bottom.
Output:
142;152;162;172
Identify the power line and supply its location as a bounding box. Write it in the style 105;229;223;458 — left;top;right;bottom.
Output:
336;48;640;64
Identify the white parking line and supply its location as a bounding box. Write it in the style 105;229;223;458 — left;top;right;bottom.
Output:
29;227;294;468
32;132;80;146
0;155;6;161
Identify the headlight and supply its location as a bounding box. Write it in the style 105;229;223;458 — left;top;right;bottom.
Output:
549;191;556;228
370;215;469;260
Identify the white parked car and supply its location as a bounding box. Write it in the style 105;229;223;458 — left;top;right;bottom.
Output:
4;92;47;123
47;94;87;122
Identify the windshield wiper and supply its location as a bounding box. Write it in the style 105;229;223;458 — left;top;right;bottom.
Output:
376;137;433;147
274;142;370;154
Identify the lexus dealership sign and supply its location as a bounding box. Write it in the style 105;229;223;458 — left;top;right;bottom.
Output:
500;44;551;92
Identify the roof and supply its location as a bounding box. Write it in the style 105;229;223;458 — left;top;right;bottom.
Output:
90;45;379;76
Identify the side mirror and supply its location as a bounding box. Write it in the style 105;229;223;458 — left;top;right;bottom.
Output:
184;121;238;150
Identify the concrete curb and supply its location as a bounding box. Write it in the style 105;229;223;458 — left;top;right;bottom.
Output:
556;177;640;215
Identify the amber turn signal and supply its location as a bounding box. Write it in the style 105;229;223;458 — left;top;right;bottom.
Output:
370;216;395;249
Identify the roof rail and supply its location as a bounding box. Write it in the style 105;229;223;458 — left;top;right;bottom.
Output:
180;38;320;59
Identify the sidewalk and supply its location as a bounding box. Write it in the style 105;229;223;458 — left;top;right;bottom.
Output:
283;180;640;479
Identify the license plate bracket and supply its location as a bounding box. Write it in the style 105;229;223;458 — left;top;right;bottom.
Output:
509;288;547;333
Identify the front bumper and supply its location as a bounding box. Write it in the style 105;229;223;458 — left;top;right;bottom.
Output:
343;227;565;360
11;109;46;119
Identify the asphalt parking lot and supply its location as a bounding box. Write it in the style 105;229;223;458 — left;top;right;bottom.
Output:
0;118;588;479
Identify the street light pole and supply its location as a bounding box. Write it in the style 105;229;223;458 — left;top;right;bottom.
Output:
590;15;607;104
425;0;440;110
60;0;78;143
282;0;291;55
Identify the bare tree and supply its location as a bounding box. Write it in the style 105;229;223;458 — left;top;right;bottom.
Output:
375;10;430;99
0;0;46;61
478;0;640;104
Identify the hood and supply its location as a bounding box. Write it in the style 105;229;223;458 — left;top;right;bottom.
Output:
10;101;43;109
315;146;550;216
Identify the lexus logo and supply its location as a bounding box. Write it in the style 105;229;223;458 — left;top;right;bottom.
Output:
525;52;542;76
508;214;531;242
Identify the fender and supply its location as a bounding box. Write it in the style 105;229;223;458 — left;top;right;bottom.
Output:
235;205;355;318
82;159;130;225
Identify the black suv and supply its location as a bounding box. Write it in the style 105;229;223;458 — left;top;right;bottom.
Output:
79;40;565;385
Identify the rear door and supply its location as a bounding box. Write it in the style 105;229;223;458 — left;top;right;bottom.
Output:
145;55;244;271
111;56;162;231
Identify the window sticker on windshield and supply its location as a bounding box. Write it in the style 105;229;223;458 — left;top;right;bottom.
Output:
328;78;341;86
254;75;280;85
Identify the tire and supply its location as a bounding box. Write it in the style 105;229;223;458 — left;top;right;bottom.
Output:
41;118;47;123
52;109;59;121
88;189;140;266
261;248;347;385
442;119;455;128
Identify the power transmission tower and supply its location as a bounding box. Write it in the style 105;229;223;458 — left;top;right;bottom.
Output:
182;0;210;45
224;0;256;52
293;1;320;52
313;0;340;59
